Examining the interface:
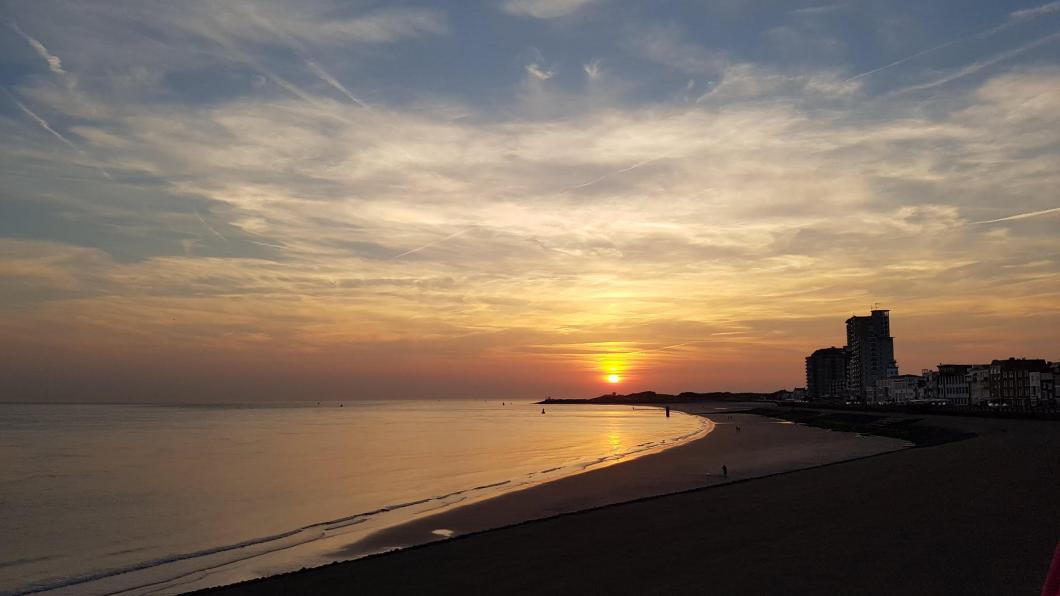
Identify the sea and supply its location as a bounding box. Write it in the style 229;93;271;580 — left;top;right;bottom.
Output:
0;400;709;595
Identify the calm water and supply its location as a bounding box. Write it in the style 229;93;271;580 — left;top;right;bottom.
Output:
0;401;707;595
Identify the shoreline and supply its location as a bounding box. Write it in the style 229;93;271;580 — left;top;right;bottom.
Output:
10;404;711;596
199;406;1060;595
199;402;916;594
333;403;911;560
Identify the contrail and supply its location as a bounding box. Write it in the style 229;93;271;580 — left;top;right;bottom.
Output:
3;87;80;152
1010;1;1060;20
610;338;724;357
305;60;372;110
844;33;988;83
8;20;66;75
266;70;322;106
971;206;1060;224
2;87;113;179
892;30;1060;94
237;6;372;110
186;18;325;110
392;229;468;259
565;152;674;192
193;204;229;241
249;239;287;250
844;0;1060;82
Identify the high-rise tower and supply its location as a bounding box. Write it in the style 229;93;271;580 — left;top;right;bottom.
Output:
845;309;897;398
805;347;847;400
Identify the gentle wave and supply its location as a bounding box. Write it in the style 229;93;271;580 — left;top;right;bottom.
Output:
8;409;711;596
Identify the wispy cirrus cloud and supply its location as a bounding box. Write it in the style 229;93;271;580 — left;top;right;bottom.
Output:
501;0;604;19
526;63;555;80
699;64;862;103
583;59;603;80
305;60;372;109
188;3;449;46
790;3;850;16
8;20;67;76
629;24;727;76
292;6;449;44
893;30;1060;94
2;87;113;179
2;88;79;152
846;0;1060;83
1010;0;1060;21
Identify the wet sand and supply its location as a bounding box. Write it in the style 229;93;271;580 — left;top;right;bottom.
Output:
188;405;1060;594
339;404;909;558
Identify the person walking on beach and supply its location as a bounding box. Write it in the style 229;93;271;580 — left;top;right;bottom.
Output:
722;465;728;478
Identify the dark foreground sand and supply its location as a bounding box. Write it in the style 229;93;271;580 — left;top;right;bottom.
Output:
202;405;1060;595
339;405;907;559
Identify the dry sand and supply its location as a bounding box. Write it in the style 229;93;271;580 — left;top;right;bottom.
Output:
340;404;909;558
201;405;1060;595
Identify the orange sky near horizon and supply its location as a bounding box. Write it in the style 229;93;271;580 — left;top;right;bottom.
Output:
2;289;1056;402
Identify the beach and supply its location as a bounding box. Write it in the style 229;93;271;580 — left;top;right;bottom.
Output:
196;403;1060;595
337;404;910;559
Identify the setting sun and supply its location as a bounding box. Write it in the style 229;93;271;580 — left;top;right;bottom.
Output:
607;374;621;384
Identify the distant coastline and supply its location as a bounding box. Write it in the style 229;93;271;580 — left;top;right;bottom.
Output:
539;390;779;405
543;390;1060;421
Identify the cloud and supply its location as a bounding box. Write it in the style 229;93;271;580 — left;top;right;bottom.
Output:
193;204;230;242
2;88;80;152
1;86;114;181
790;3;850;16
699;64;862;103
2;2;1059;399
1009;1;1060;21
893;31;1060;94
526;63;555;80
305;60;372;109
583;59;602;80
201;4;450;45
295;6;449;44
564;152;674;191
9;67;1056;279
501;0;603;19
846;0;1060;83
8;20;67;76
629;24;727;76
971;207;1060;225
392;229;470;259
223;6;375;110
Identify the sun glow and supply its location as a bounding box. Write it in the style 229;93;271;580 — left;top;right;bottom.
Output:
607;374;621;383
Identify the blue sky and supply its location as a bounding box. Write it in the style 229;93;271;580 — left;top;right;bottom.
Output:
1;0;1058;401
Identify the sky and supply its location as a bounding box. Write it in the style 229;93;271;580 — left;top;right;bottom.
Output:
1;0;1058;402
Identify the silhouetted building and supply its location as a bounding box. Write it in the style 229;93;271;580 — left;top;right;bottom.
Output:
989;358;1055;406
967;366;991;406
925;364;982;406
774;387;808;401
805;347;846;400
872;374;923;403
845;309;898;399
